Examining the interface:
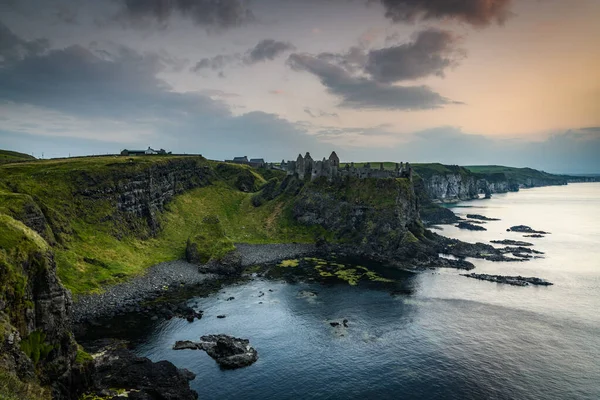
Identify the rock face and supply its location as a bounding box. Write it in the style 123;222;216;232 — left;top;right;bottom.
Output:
461;273;553;286
0;248;82;400
418;173;492;202
198;250;243;275
79;157;213;234
292;177;420;260
414;166;569;203
91;345;198;399
173;334;258;370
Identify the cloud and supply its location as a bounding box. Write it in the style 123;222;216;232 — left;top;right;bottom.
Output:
365;28;464;83
318;46;368;74
0;20;49;65
115;0;254;29
379;0;513;27
303;108;339;118
287;52;454;110
246;39;295;63
191;38;295;73
192;53;239;71
0;25;318;159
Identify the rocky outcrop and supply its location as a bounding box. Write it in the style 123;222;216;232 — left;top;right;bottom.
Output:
467;214;500;221
198;250;243;275
508;225;550;234
491;240;533;246
77;157;213;234
173;334;258;369
461;273;553;286
88;343;198;399
456;222;487;231
292;177;420;260
0;216;85;399
414;165;571;203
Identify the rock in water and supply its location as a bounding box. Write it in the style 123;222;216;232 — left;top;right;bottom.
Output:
491;239;534;246
92;346;198;399
173;335;258;369
173;340;200;350
456;222;487;231
461;273;553;286
201;335;258;369
466;214;501;221
508;225;550;234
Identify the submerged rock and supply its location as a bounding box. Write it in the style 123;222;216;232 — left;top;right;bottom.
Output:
456;222;487;231
297;290;318;299
173;334;258;369
466;214;500;221
461;273;553;286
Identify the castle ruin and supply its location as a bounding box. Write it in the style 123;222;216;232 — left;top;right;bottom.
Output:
279;151;412;181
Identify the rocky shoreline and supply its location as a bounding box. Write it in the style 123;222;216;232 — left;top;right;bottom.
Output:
73;244;316;324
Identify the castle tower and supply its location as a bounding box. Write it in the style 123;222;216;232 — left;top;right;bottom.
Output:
304;152;313;180
296;153;305;179
329;151;340;168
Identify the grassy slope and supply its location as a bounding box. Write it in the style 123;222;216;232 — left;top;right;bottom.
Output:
0;150;36;165
465;165;568;183
0;156;317;294
342;162;569;183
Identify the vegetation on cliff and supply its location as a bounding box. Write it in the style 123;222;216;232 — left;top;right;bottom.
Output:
0;150;36;166
0;156;321;294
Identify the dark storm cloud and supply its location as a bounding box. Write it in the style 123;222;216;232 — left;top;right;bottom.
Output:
288;53;454;110
246;39;295;63
116;0;254;29
365;28;463;83
379;0;513;27
0;21;49;65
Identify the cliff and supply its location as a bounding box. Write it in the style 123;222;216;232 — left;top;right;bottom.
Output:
0;215;86;400
0;155;320;294
412;164;572;203
290;176;423;260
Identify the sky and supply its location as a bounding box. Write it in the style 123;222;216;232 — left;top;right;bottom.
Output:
0;0;599;173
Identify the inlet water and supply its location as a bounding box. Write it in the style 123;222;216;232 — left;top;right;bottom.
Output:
131;183;600;400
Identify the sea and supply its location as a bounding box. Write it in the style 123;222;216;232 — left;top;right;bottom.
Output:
130;183;600;400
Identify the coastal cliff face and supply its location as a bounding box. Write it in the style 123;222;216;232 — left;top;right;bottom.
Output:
0;216;86;400
292;177;421;259
75;157;214;234
413;164;570;203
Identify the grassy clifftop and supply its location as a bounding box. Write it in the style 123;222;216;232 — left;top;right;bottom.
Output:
465;165;569;183
0;155;318;294
0;150;36;165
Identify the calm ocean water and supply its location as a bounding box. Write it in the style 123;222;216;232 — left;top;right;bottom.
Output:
133;183;600;400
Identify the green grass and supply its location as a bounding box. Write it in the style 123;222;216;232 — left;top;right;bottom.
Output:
52;182;319;294
464;165;567;183
0;154;319;294
0;150;36;166
20;331;54;366
0;368;50;400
